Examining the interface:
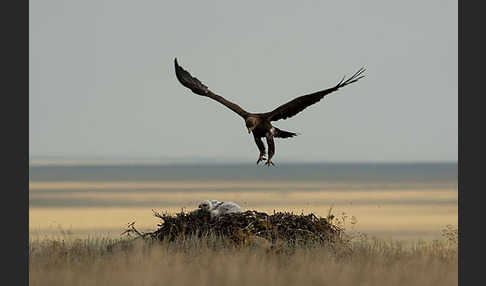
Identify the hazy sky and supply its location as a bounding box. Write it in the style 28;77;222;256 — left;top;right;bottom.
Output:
29;0;457;163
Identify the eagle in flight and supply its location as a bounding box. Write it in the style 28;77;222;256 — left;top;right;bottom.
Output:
174;58;365;166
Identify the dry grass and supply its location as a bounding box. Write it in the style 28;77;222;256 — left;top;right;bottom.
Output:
29;226;457;286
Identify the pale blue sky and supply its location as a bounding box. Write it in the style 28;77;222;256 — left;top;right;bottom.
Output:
29;0;457;163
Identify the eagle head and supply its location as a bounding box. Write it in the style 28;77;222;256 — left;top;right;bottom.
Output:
198;200;219;211
245;117;259;133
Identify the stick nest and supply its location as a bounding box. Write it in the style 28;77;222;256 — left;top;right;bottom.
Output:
124;209;346;248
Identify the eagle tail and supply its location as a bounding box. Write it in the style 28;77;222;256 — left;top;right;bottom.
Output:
275;128;299;139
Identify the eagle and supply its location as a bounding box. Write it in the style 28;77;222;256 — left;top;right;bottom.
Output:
174;58;365;166
197;199;243;218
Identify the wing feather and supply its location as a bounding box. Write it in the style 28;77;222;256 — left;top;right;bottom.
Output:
174;58;249;119
262;67;366;121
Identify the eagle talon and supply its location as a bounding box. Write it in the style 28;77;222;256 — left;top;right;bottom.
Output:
256;156;267;165
265;160;275;167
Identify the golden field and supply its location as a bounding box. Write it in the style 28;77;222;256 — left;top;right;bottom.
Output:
29;227;458;286
29;178;458;286
29;180;457;241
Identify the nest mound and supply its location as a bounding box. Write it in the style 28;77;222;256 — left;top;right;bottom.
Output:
127;209;346;248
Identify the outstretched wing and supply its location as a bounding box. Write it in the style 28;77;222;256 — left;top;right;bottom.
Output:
262;67;366;122
174;58;249;119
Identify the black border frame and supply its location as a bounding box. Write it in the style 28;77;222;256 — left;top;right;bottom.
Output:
4;0;28;285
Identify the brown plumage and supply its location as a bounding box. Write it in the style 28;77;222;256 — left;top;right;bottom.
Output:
174;58;365;166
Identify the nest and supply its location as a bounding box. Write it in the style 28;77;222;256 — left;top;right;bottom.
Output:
124;209;346;248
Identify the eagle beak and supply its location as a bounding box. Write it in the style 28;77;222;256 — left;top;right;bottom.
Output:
247;128;251;134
